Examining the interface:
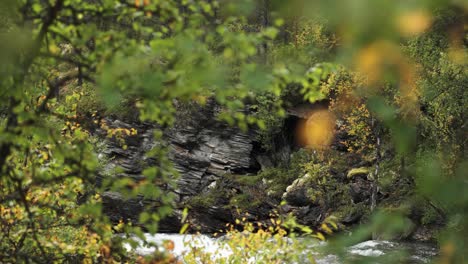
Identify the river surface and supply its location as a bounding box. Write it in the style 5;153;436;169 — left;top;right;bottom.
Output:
125;233;438;263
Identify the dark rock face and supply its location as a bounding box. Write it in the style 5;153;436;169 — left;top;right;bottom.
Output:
294;205;325;226
167;101;260;199
186;206;234;233
349;177;372;203
98;118;157;183
167;125;258;198
98;101;266;232
102;191;144;223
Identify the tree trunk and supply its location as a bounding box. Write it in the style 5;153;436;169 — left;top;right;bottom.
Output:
261;0;269;63
371;120;381;240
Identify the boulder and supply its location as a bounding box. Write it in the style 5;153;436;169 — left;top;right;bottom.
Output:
291;205;325;227
349;177;372;203
282;174;313;206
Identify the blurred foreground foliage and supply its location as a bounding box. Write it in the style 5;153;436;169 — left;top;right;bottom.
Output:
0;0;466;263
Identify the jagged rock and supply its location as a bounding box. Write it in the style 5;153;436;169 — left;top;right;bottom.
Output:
167;125;258;197
187;206;234;233
282;173;313;206
349;177;372;203
291;205;324;227
410;225;437;242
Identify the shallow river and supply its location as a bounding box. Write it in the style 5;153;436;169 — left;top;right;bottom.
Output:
126;233;438;263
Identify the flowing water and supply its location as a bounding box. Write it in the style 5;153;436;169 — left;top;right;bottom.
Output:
125;233;438;263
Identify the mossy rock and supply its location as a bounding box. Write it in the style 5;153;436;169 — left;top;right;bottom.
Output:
347;167;370;179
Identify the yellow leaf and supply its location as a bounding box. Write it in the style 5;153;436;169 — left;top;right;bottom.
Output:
314;232;325;241
321;223;333;234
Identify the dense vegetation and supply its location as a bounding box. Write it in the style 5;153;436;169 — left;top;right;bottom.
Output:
0;0;466;263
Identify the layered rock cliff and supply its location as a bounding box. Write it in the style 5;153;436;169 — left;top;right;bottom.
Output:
98;101;280;232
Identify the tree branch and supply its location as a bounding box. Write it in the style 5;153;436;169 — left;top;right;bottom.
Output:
0;0;65;171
